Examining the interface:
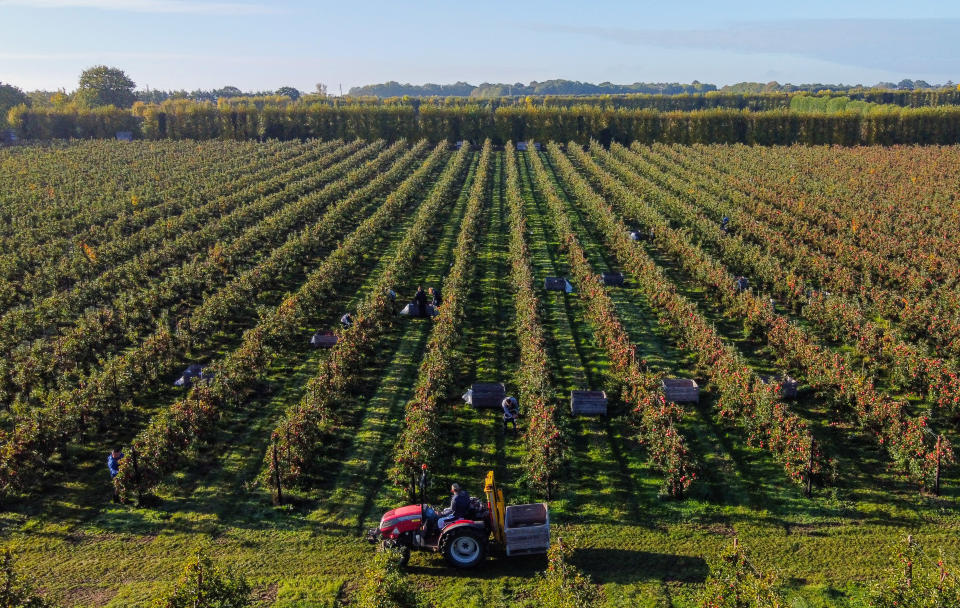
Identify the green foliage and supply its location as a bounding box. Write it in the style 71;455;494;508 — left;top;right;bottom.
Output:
151;552;251;608
532;538;602;608
698;541;785;608
0;82;28;129
789;93;901;115
275;87;301;101
868;537;960;608
351;548;419;608
0;549;55;608
14;102;960;144
10;104;139;139
76;65;136;108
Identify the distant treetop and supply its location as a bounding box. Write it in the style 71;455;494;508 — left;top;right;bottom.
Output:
76;66;136;108
347;79;717;97
345;78;956;98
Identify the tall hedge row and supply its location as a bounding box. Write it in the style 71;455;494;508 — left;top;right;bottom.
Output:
10;104;960;145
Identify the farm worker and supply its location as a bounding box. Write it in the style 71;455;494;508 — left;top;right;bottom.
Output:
387;289;398;314
340;312;353;329
107;447;123;503
430;286;442;308
438;483;472;530
414;286;428;318
501;396;519;432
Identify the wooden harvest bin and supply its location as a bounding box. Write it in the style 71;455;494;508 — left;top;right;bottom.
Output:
504;503;550;556
760;375;799;399
662;379;700;403
463;383;506;409
544;277;569;291
570;390;607;416
602;272;624;286
310;331;338;349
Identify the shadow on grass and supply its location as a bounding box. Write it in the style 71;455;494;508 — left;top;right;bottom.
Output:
405;545;707;585
572;548;709;584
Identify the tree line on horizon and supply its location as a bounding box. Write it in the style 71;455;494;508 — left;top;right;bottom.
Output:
5;66;960;140
11;101;960;146
348;77;956;98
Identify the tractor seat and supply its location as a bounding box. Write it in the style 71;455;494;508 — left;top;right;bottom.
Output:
468;497;488;521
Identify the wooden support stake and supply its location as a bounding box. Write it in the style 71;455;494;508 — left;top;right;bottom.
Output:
272;441;283;505
131;446;143;504
935;435;942;497
196;552;204;607
805;438;815;498
906;535;913;588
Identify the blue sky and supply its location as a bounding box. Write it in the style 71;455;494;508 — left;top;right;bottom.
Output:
1;0;958;92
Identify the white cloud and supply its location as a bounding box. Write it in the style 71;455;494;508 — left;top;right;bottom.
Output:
0;0;278;15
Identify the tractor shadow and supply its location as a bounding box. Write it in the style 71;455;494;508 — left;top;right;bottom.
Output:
405;552;547;579
405;547;708;585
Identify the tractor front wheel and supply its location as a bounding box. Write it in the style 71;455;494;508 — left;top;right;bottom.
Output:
440;528;487;568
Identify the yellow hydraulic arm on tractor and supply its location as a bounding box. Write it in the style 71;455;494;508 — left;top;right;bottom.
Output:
484;470;506;546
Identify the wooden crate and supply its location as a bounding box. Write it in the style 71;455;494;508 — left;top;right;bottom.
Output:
760;375;799;399
662;379;699;403
463;383;506;408
310;331;338;348
544;277;566;291
570;390;607;415
602;272;624;286
504;503;550;556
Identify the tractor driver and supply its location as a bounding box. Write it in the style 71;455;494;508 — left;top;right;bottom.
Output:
437;482;472;530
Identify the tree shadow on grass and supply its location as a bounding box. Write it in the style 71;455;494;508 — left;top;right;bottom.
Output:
572;548;709;584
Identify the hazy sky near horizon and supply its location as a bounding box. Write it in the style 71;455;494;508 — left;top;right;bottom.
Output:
1;0;958;92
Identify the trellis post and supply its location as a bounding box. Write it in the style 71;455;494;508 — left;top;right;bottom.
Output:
272;441;283;505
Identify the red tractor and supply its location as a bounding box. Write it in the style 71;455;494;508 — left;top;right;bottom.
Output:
367;468;550;568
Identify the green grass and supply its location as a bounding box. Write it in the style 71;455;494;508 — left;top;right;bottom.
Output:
2;149;958;608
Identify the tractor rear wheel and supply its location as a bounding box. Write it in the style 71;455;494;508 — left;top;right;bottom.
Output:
440;528;487;568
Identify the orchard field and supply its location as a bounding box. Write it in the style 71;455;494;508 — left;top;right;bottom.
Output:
0;138;958;607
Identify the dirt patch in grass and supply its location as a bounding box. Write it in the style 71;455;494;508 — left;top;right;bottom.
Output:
253;582;279;606
785;522;842;537
60;585;118;607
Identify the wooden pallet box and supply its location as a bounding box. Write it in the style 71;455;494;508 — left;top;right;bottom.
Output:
544;277;564;291
602;272;624;286
760;375;799;399
462;383;506;408
504;503;550;556
662;379;699;403
310;331;338;349
570;390;607;415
